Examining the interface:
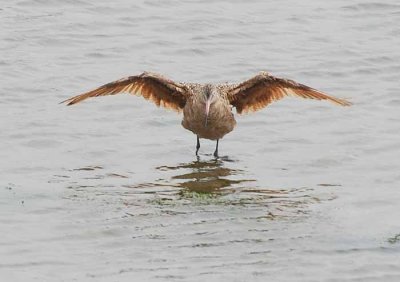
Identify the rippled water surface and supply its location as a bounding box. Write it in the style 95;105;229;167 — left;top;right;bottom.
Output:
1;0;400;281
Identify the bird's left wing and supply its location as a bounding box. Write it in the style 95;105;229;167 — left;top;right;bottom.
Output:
61;72;190;112
227;71;351;114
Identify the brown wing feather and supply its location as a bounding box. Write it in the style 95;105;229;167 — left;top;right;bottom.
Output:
61;72;190;112
227;71;352;114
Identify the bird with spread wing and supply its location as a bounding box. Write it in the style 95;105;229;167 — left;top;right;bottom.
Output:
62;71;351;157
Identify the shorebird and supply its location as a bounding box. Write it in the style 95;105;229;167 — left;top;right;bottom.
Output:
62;71;351;157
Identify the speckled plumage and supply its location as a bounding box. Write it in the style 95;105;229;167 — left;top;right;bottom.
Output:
62;71;351;156
181;83;236;140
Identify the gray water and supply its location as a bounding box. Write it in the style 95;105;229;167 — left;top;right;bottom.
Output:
1;0;400;281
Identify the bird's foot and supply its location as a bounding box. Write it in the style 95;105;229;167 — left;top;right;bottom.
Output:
213;150;219;158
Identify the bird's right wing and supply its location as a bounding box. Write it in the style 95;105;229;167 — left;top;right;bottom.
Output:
61;72;190;112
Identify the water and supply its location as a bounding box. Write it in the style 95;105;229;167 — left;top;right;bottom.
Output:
1;0;400;281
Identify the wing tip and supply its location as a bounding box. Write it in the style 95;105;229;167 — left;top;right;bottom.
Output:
334;98;352;107
60;97;77;106
59;98;72;106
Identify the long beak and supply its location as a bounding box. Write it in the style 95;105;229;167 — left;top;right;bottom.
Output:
204;99;211;127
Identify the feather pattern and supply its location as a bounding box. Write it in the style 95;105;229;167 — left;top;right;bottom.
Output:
61;72;190;112
227;71;351;114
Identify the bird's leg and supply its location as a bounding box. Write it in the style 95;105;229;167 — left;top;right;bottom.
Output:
213;139;219;158
196;136;200;156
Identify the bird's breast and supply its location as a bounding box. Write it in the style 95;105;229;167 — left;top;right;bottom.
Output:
181;99;236;140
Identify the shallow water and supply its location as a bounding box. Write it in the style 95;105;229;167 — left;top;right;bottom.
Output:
1;0;400;281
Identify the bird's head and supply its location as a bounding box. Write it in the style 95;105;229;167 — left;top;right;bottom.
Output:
203;84;217;127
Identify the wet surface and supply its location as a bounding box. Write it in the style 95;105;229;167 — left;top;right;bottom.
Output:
1;0;400;281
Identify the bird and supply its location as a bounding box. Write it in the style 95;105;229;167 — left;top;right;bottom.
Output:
62;71;351;157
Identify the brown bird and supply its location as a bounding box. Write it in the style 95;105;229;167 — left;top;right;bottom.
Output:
62;71;351;157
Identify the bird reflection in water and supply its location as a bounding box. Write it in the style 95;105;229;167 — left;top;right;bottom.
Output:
123;157;325;219
156;157;254;195
59;159;333;219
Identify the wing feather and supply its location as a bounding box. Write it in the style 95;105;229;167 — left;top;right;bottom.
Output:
227;71;351;114
61;72;190;112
